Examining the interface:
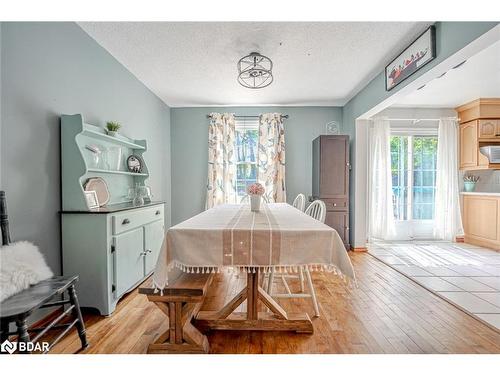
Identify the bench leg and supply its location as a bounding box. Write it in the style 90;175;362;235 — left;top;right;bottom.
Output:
147;299;209;354
68;285;88;350
16;315;30;354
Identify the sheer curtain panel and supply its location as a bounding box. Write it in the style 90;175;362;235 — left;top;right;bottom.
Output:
434;118;464;241
368;118;396;240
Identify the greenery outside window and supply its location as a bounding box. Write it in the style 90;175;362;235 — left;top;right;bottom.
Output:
391;133;438;221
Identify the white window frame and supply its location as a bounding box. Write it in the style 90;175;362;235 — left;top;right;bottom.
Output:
235;118;259;197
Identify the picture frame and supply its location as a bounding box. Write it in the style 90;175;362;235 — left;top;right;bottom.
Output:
385;25;436;91
84;190;100;209
126;154;144;173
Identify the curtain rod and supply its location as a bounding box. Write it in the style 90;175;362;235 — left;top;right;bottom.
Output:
206;114;289;119
385;117;457;121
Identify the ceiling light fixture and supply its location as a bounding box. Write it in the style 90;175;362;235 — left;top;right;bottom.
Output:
237;52;273;89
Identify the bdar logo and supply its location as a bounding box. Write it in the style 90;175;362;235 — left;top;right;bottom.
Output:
1;340;17;354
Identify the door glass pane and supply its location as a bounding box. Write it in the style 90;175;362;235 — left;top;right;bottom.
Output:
391;136;408;220
390;134;437;222
412;136;437;220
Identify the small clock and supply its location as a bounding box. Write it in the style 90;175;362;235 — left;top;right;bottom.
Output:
325;121;340;135
126;155;144;173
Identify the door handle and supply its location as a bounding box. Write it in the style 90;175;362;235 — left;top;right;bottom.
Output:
122;218;130;225
155;210;161;215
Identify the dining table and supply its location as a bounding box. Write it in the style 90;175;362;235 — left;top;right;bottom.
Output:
153;203;355;333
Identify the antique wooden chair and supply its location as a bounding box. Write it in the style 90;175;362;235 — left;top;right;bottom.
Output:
0;191;88;353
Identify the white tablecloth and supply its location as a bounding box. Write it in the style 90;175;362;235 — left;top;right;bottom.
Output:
153;203;355;289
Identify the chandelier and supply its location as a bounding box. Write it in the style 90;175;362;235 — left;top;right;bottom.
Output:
237;52;273;89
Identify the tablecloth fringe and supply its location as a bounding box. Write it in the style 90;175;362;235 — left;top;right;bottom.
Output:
152;261;356;293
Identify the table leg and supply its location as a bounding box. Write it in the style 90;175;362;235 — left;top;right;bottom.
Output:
195;268;313;333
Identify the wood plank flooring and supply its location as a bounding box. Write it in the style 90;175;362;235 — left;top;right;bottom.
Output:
47;253;500;354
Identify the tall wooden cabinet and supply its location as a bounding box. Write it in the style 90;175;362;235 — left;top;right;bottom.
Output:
312;135;350;249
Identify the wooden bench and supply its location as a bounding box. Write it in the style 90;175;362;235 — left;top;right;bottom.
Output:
138;272;214;354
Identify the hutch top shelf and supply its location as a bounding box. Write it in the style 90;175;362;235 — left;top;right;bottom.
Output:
61;114;150;211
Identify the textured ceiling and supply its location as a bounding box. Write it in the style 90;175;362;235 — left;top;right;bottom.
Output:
394;39;500;108
79;22;430;107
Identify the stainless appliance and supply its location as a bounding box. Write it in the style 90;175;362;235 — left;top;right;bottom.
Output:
479;146;500;163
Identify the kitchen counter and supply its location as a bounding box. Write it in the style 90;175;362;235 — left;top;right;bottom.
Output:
460;192;500;197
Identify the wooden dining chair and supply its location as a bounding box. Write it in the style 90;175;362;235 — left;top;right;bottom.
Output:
304;200;327;223
292;193;306;211
0;191;88;353
264;199;326;317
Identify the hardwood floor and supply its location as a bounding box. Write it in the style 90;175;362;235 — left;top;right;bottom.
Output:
48;253;500;354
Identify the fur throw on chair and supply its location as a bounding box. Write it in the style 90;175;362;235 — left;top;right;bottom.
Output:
0;241;53;302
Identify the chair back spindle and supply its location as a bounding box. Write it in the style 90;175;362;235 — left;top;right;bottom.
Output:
304;200;326;224
292;193;306;211
0;191;11;246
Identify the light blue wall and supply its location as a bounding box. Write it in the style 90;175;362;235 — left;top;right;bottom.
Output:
171;106;342;225
0;22;172;277
343;21;499;244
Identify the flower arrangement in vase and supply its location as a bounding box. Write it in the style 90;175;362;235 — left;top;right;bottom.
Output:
247;183;265;212
463;175;479;192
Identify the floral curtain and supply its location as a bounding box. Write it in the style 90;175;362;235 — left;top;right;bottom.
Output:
206;113;237;209
258;113;286;203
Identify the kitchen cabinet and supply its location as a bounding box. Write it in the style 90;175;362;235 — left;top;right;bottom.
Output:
312;135;350;249
456;99;500;170
459;120;489;170
478;119;500;139
462;194;500;250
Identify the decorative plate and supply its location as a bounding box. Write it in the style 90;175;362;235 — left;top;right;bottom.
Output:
84;177;110;207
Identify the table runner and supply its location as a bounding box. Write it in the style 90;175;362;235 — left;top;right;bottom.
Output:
153;203;355;290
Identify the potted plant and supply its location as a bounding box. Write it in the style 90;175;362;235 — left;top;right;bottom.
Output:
463;175;479;192
247;183;265;212
105;121;121;137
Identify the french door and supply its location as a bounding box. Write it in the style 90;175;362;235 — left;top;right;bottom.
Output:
391;131;438;240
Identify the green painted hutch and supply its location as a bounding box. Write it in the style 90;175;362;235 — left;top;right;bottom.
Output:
60;114;165;315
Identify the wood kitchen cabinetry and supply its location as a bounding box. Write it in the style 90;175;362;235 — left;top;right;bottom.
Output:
462;194;500;250
457;99;500;170
312;135;350;249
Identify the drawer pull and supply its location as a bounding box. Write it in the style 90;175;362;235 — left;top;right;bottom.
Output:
155;210;161;215
333;203;337;207
122;218;131;225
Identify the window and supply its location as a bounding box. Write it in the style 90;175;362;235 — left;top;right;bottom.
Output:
235;118;259;197
391;133;437;221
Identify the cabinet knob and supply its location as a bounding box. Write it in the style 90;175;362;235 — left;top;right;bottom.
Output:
333;203;337;206
122;218;130;225
155;210;161;215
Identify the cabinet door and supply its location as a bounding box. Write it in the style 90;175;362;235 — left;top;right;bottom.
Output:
478;119;498;139
459;121;478;169
325;211;349;248
144;220;165;275
463;196;499;241
113;227;144;298
319;136;349;198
